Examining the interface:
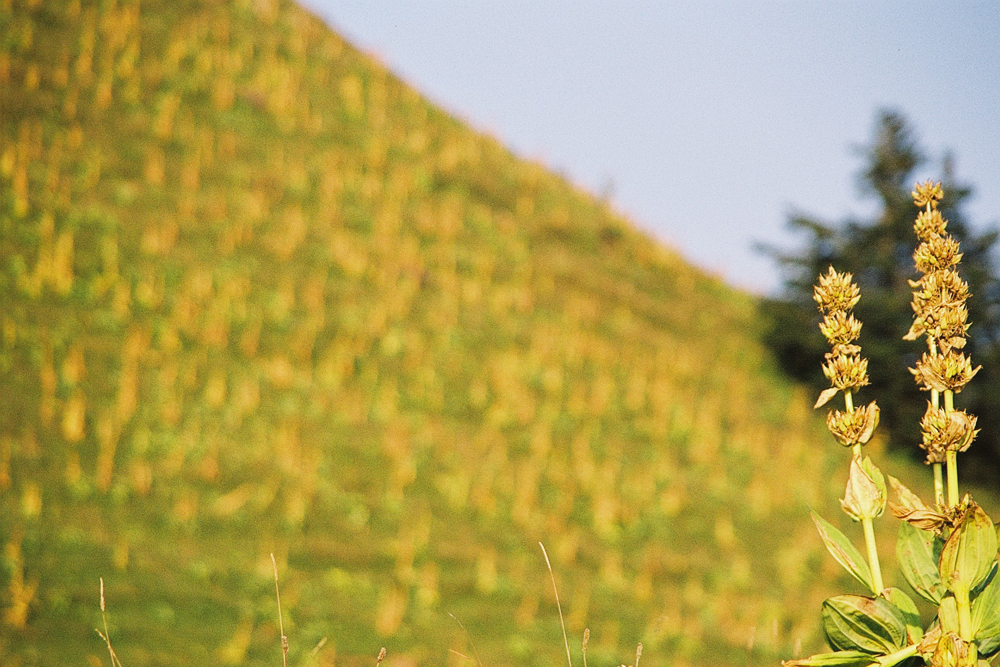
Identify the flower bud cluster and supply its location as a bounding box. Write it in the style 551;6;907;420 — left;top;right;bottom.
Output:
814;268;869;394
919;404;978;463
905;181;976;357
905;181;981;462
813;268;879;446
826;402;880;449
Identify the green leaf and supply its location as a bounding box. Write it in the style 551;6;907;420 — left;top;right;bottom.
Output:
881;588;923;645
783;650;876;667
973;562;1000;650
896;520;946;604
939;594;960;635
939;505;998;595
978;637;1000;660
971;560;997;598
822;595;908;655
813;510;876;594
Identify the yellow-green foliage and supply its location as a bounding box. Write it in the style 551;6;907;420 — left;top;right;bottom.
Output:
0;1;959;666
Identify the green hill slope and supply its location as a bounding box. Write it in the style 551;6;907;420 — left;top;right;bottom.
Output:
1;2;989;666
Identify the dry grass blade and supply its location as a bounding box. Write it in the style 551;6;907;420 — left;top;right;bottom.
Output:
539;542;573;667
272;553;289;667
448;612;485;667
449;649;478;663
311;637;328;656
582;628;590;667
635;642;643;667
97;578;124;667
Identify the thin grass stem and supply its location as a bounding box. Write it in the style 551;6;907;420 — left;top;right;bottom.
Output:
272;554;289;667
98;578;124;667
448;612;484;667
539;542;573;667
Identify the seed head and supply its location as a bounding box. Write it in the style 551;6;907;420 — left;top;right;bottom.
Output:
822;354;869;391
818;311;862;347
910;350;980;394
920;404;978;464
911;180;944;209
913;235;962;274
905;269;969;335
905;298;969;352
813;267;860;313
826;401;880;448
913;208;948;241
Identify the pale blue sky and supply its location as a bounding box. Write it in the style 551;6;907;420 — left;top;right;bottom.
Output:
298;1;1000;294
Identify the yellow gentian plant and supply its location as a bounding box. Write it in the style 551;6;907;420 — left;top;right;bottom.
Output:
785;182;1000;667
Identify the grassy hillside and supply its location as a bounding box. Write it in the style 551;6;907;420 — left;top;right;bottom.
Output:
0;1;993;666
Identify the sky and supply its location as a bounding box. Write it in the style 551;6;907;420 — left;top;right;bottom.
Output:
297;1;1000;295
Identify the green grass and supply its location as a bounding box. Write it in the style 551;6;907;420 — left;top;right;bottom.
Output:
0;1;996;666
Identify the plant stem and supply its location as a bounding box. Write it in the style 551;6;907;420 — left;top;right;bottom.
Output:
933;464;944;508
931;381;944;506
943;390;960;507
876;643;920;667
861;515;884;594
846;391;862;458
956;583;973;641
946;451;959;508
844;388;883;593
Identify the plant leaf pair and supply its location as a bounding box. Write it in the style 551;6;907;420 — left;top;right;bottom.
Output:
822;595;908;655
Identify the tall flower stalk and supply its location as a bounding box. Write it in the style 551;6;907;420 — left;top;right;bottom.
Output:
904;180;980;509
785;182;1000;667
814;267;884;594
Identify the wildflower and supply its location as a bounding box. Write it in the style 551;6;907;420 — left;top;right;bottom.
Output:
822;354;869;391
813;267;873;410
911;180;944;208
913;235;962;274
910;350;980;394
913;207;947;241
818;311;862;346
826;402;880;447
920;404;977;462
813;267;860;313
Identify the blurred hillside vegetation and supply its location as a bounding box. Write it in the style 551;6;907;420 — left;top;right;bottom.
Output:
0;1;994;666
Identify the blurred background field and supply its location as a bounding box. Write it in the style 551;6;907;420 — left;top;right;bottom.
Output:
0;1;996;666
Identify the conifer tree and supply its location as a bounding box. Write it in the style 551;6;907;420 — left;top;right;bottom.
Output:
761;110;1000;479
